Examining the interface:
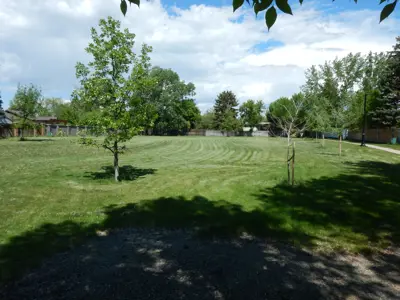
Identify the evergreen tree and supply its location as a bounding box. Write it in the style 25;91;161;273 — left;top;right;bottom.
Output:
371;37;400;137
213;91;239;130
0;92;3;111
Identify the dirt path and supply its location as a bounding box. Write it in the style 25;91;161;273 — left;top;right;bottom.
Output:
366;144;400;155
1;229;399;300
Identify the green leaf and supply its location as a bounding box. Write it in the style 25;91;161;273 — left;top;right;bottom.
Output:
299;0;304;4
379;0;386;4
254;0;273;15
120;0;127;16
129;0;140;7
380;1;397;23
233;0;245;12
276;0;293;15
265;6;277;31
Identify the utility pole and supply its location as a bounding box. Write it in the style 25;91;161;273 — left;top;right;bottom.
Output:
361;93;367;146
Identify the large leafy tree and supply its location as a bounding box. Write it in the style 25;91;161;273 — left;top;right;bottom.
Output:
9;84;42;141
149;67;200;135
72;17;157;181
213;90;240;130
370;37;400;137
239;99;264;133
120;0;398;30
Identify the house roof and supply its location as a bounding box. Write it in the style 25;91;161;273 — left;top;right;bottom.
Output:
0;111;12;126
36;116;57;121
4;110;20;121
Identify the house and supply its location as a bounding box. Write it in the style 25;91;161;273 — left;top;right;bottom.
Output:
0;109;13;137
1;110;68;137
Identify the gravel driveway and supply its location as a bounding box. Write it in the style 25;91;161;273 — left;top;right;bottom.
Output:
1;229;399;300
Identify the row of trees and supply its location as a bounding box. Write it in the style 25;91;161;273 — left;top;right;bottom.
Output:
266;37;400;144
198;91;265;132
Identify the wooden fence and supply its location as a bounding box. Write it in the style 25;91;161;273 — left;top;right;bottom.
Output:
348;127;399;144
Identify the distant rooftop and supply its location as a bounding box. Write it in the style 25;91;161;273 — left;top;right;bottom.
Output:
36;116;57;121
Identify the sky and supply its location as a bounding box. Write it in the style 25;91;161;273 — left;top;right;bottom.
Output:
0;0;399;111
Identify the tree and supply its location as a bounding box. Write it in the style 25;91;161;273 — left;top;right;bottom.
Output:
239;99;264;134
0;91;3;111
9;84;42;141
0;92;4;121
221;109;242;132
148;67;200;135
268;93;307;145
72;17;157;182
37;98;83;125
370;37;400;138
197;109;215;129
213;91;239;131
119;0;398;30
302;52;372;134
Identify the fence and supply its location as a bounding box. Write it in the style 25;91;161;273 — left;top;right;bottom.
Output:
2;125;91;137
44;125;89;136
188;129;269;137
348;127;400;144
5;126;271;138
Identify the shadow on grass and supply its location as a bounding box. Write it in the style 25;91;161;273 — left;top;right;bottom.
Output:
256;160;400;253
85;165;156;181
1;161;399;299
19;138;55;142
316;152;339;156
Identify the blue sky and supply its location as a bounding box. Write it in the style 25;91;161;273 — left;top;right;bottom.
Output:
0;0;399;110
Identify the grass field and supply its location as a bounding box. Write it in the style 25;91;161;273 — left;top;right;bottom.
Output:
1;136;400;281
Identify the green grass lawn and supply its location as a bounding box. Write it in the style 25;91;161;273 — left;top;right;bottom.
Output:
1;136;400;281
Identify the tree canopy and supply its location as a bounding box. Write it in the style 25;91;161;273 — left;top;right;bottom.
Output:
72;16;157;181
148;67;200;135
120;0;398;30
267;93;307;143
213;91;241;131
9;84;42;140
239;99;264;132
370;37;400;136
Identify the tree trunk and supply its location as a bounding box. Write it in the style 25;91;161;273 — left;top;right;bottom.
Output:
287;144;290;185
322;133;325;147
113;142;119;182
292;142;295;186
339;135;342;157
20;127;24;141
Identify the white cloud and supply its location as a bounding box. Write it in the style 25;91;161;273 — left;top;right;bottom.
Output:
0;0;398;110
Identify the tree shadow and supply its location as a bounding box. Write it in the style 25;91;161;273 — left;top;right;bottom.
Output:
101;195;314;244
1;199;399;299
85;165;156;181
257;160;400;253
19;138;55;142
315;152;339;156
